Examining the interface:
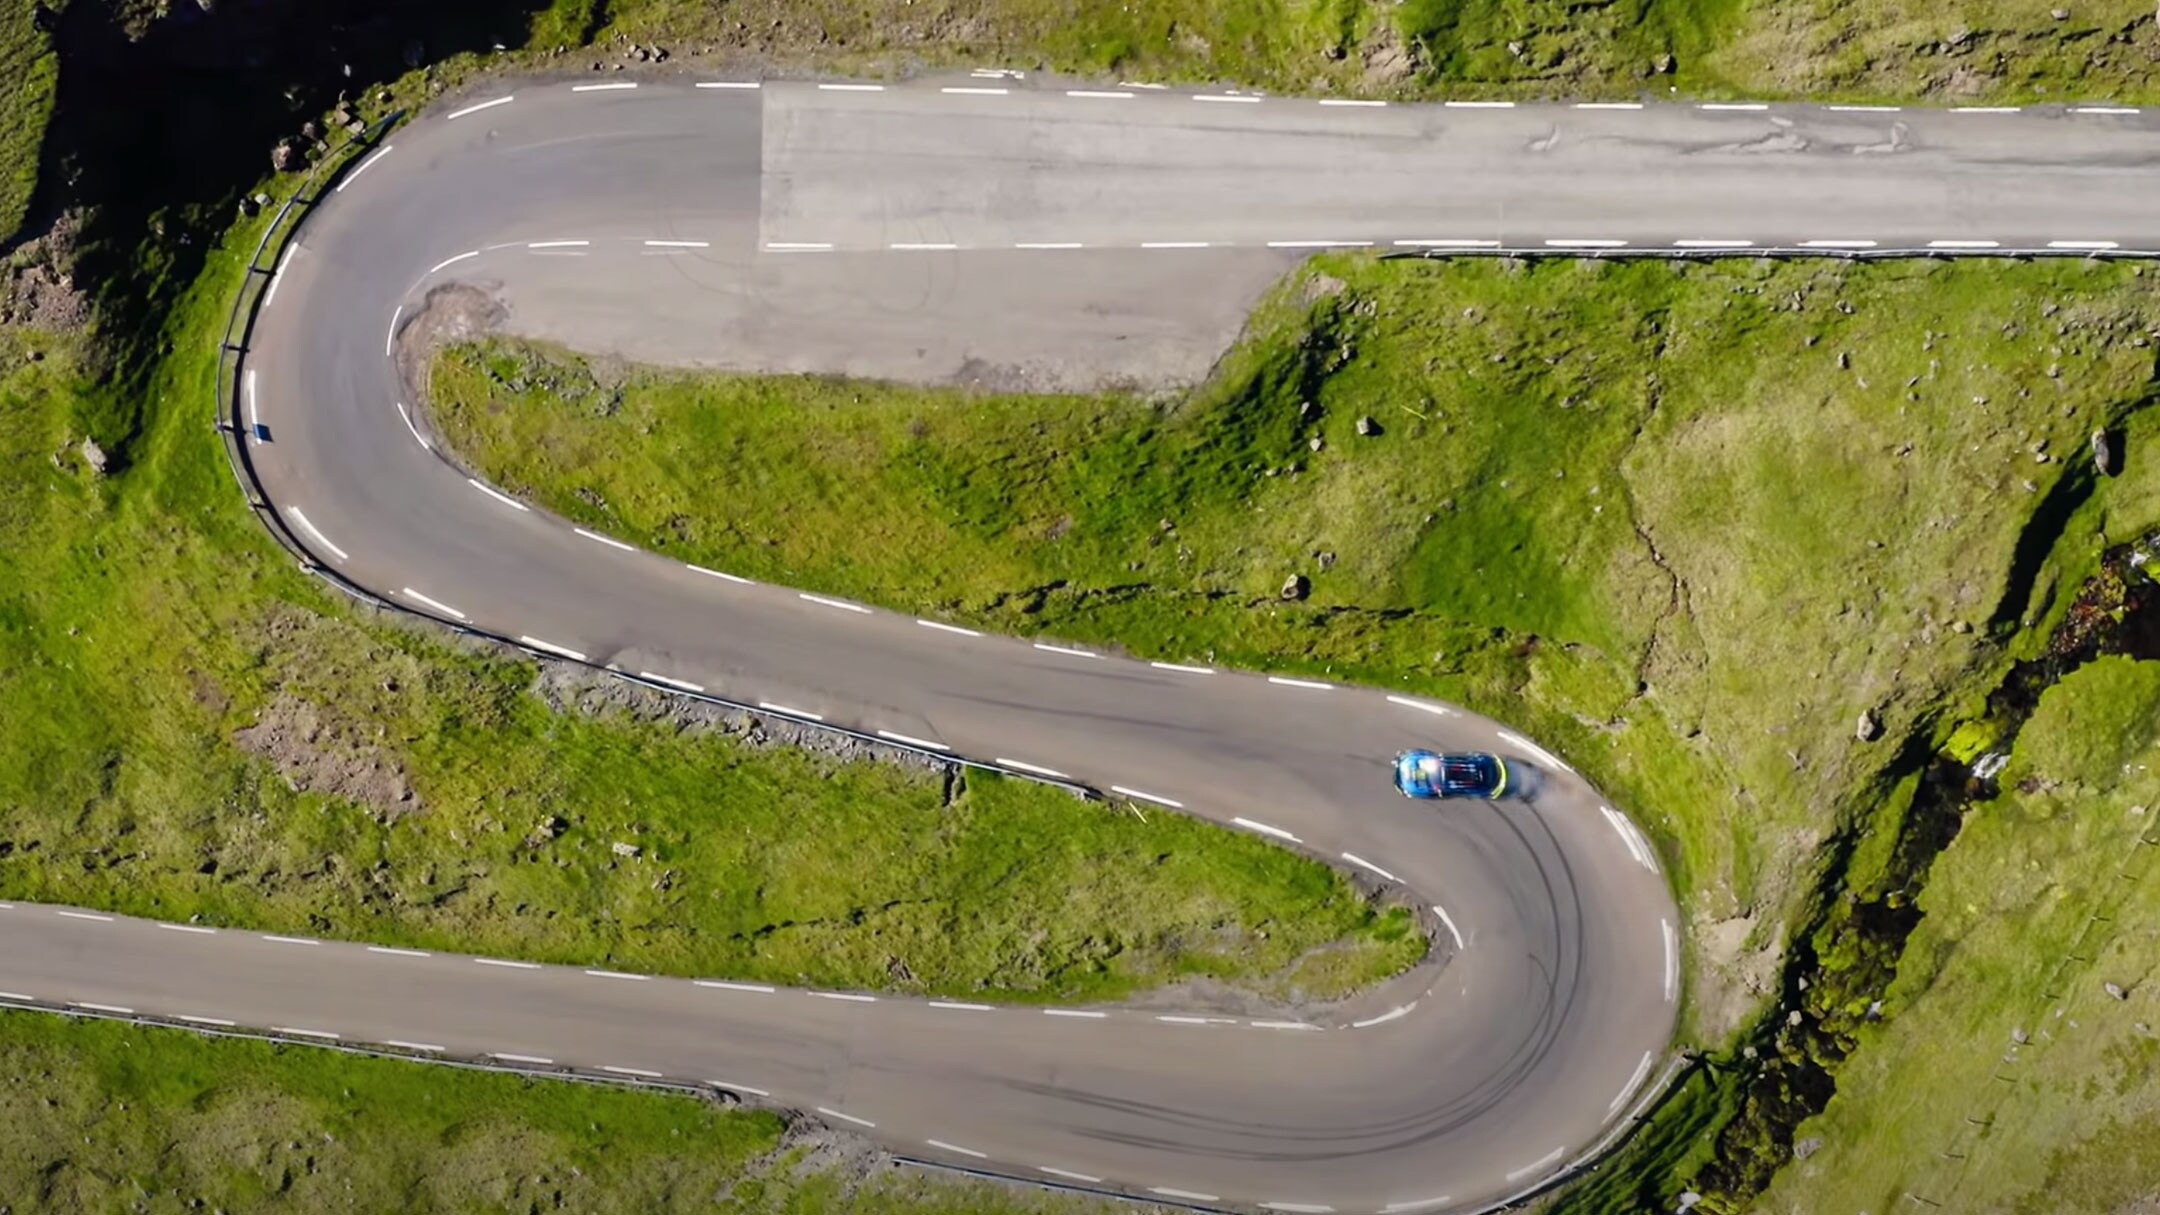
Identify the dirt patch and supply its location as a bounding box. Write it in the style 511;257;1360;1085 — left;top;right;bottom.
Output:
233;693;420;822
392;280;507;415
1;210;89;331
1692;913;1786;1039
1360;22;1421;88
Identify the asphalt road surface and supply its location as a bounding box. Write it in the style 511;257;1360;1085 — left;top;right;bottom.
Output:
14;71;2160;1213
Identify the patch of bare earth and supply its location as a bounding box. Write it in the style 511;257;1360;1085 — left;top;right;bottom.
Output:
391;281;507;417
233;693;421;822
1;210;89;331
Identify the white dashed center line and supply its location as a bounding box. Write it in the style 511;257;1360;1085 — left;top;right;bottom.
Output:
639;671;705;693
571;82;637;92
917;619;981;636
445;96;514;120
1267;675;1332;690
756;702;823;722
428;250;478;274
1234;817;1302;843
1111;786;1184;808
1150;662;1215;675
1341;853;1399;882
1041;1166;1104;1183
519;636;588;662
1033;642;1100;658
398;588;465;620
574;527;636;552
819;1106;878;1127
367;946;430;958
800;593;871;613
876;729;950;752
927;1138;990;1158
467;478;530;512
996;758;1070;779
157;923;218;935
687;563;754;584
695;980;778;994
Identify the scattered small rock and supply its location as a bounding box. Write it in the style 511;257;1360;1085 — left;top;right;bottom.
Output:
2011;1026;2029;1044
79;436;107;476
1836;351;1850;369
1836;300;1854;314
1355;415;1380;436
1316;550;1337;570
611;841;642;859
238;195;260;218
1299;400;1321;422
1792;1136;1823;1160
1855;708;1882;742
2052;6;2070;18
1653;52;1675;74
1309;436;1325;452
1951;620;1972;634
2105;980;2129;1000
270;139;304;173
1280;574;1310;602
2093;429;2117;476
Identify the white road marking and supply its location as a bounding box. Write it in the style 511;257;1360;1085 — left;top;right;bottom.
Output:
1267;239;1373;248
818;1106;877;1127
877;729;950;751
1033;642;1100;658
263;935;320;946
813;992;877;1003
1610;1049;1656;1113
584;969;650;982
286;505;350;560
1443;100;1514;108
1149;661;1215;675
385;303;402;356
1699;102;1769;111
1112;786;1183;808
1044;1008;1108;1019
1350;1003;1415;1029
1194;94;1261;103
799;592;870;613
474;958;541;970
765;242;834;252
76;1002;135;1014
1601;805;1657;871
1394;239;1499;248
1066;89;1134;99
445;95;514;120
179;1015;237;1026
157;923;218;935
275;1027;340;1040
917;619;981;637
1574;101;1642;109
519;636;588;662
996;758;1070;779
1262;1204;1335;1213
395;401;431;450
2071;106;2141;114
1152;1188;1222;1202
1119;81;1168;89
1799;239;1878;248
1496;729;1571;771
644;239;710;248
490;1052;553;1064
602;1065;664;1077
687;563;753;584
890;242;960;251
399;587;466;620
928;1001;993;1011
0;992;35;1002
639;671;705;693
428;250;479;274
1041;1167;1104;1183
526;239;590;250
1546;238;1628;248
1341;853;1399;882
262;245;297;309
1380;1197;1454;1214
1674;239;1755;248
571;82;638;92
817;83;885;92
2050;240;2121;249
57;911;114;922
757;702;823;722
388;1040;445;1051
367;946;430;958
695;980;778;994
1318;99;1387;107
1156;1015;1211;1025
574;527;636;552
1014;242;1085;249
711;1079;770;1095
1952;105;2021;113
1827;104;1902;112
1267;675;1332;690
927;1138;990;1158
1140;241;1212;249
1928;239;2001;249
1662;918;1679;1002
335;144;393;193
245;367;262;440
941;86;1009;96
1251;1020;1321;1031
467;478;530;512
1506;1146;1565;1182
696;81;762;90
1234;817;1301;843
1433;904;1466;951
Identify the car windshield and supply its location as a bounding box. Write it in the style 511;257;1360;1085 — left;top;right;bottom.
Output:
1415;755;1442;779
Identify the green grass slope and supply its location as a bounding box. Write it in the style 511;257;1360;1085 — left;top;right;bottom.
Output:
0;0;58;242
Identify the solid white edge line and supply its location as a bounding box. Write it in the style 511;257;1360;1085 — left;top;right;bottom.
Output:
712;1079;771;1095
1318;99;1386;107
917;619;982;636
1505;1146;1566;1183
928;1001;994;1011
1390;695;1455;718
467;478;530;512
262;935;320;946
395;401;431;450
687;563;754;584
602;1065;664;1077
1350;1003;1415;1029
995;758;1070;779
817;83;885;92
388;1040;445;1052
158;923;217;935
401;588;464;618
178;1015;237;1026
813;991;877;1003
643;239;710;248
639;671;705;693
2049;240;2121;249
817;1106;877;1127
275;1027;341;1040
75;1002;135;1014
696;81;762;90
285;507;349;561
1139;241;1211;249
385;303;402;356
1799;239;1878;248
56;911;115;922
1043;1008;1107;1018
1151;1188;1222;1202
1150;661;1215;675
1233;817;1301;842
428;250;479;274
491;1052;553;1064
335;145;392;193
1433;903;1466;951
1268;675;1332;690
1663;918;1680;1001
1033;642;1099;658
574;527;636;552
1928;240;2001;248
695;980;779;993
1610;1049;1656;1113
1341;853;1400;883
474;957;541;970
800;592;871;613
941;86;1009;95
927;1139;990;1158
571;82;638;92
445;95;513;120
877;729;951;752
519;636;588;662
1111;786;1183;808
367;946;430;958
1673;239;1755;248
757;702;824;722
1041;1167;1104;1183
1394;239;1500;248
1266;240;1374;248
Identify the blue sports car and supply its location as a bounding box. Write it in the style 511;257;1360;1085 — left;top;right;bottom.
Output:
1393;749;1510;800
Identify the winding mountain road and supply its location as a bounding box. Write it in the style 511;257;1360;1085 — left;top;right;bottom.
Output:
10;72;2160;1214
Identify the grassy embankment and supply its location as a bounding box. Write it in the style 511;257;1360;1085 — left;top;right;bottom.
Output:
0;0;56;243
